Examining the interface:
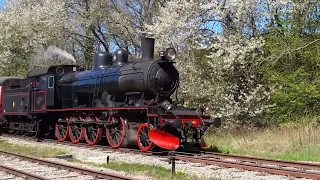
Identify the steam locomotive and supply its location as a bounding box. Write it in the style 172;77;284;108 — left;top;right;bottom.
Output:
0;38;221;151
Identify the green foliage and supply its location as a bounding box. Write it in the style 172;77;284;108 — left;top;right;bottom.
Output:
2;56;31;77
0;139;67;158
69;158;215;180
263;34;320;123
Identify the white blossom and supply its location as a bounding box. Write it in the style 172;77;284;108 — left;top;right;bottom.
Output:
146;0;292;125
0;0;70;74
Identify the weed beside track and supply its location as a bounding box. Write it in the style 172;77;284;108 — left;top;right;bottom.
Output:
204;120;320;162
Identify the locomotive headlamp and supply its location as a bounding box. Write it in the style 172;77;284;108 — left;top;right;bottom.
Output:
165;48;176;61
162;100;172;111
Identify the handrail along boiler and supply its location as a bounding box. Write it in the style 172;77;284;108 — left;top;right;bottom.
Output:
0;38;221;151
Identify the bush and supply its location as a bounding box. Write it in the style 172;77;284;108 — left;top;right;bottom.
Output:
263;34;320;123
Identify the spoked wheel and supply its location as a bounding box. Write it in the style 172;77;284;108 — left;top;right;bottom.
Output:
83;114;102;146
55;118;69;142
136;123;154;152
69;116;84;144
106;114;126;149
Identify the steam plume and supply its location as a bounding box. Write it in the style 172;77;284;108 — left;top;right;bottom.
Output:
43;46;76;64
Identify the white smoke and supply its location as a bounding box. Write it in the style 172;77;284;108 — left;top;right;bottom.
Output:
29;45;77;70
43;46;76;64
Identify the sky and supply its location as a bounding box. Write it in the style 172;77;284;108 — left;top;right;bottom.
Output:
0;0;4;9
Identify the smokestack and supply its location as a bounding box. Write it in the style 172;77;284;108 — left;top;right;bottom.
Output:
141;38;155;61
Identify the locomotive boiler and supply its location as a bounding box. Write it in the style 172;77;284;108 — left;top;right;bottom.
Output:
0;37;221;152
59;38;179;110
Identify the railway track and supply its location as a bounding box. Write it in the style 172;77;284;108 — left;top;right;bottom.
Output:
203;152;320;171
0;150;136;180
0;163;47;180
2;134;320;179
176;154;320;179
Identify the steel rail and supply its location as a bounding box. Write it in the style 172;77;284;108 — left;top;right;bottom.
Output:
176;155;320;179
0;150;137;180
203;152;320;171
0;164;48;180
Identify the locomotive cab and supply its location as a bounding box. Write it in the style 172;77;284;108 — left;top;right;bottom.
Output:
25;65;79;112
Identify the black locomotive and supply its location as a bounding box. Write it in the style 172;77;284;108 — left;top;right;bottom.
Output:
0;38;221;151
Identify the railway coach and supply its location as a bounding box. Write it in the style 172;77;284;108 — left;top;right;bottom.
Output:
0;38;221;151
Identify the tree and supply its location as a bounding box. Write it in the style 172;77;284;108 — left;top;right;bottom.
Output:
0;0;317;126
261;0;320;123
0;0;71;75
145;0;294;126
0;0;164;72
63;0;163;65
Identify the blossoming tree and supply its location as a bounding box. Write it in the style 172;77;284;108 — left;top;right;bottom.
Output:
146;0;294;126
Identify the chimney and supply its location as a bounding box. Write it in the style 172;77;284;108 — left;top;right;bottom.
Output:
141;38;155;61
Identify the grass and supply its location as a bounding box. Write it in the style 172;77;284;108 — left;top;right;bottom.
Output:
204;118;320;162
68;158;218;180
0;139;67;158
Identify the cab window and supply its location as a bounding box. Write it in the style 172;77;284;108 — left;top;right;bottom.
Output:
48;76;54;88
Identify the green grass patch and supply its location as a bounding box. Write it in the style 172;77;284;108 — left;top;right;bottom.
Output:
0;139;67;158
218;145;320;162
204;118;320;162
68;158;217;180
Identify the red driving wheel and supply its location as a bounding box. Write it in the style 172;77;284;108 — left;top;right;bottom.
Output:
83;114;102;146
68;116;84;144
106;114;126;149
55;117;69;142
136;123;154;152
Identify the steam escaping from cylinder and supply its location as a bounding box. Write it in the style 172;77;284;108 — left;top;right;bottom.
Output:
141;38;155;61
43;46;76;64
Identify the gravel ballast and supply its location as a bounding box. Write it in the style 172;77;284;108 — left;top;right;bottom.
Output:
0;136;307;180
